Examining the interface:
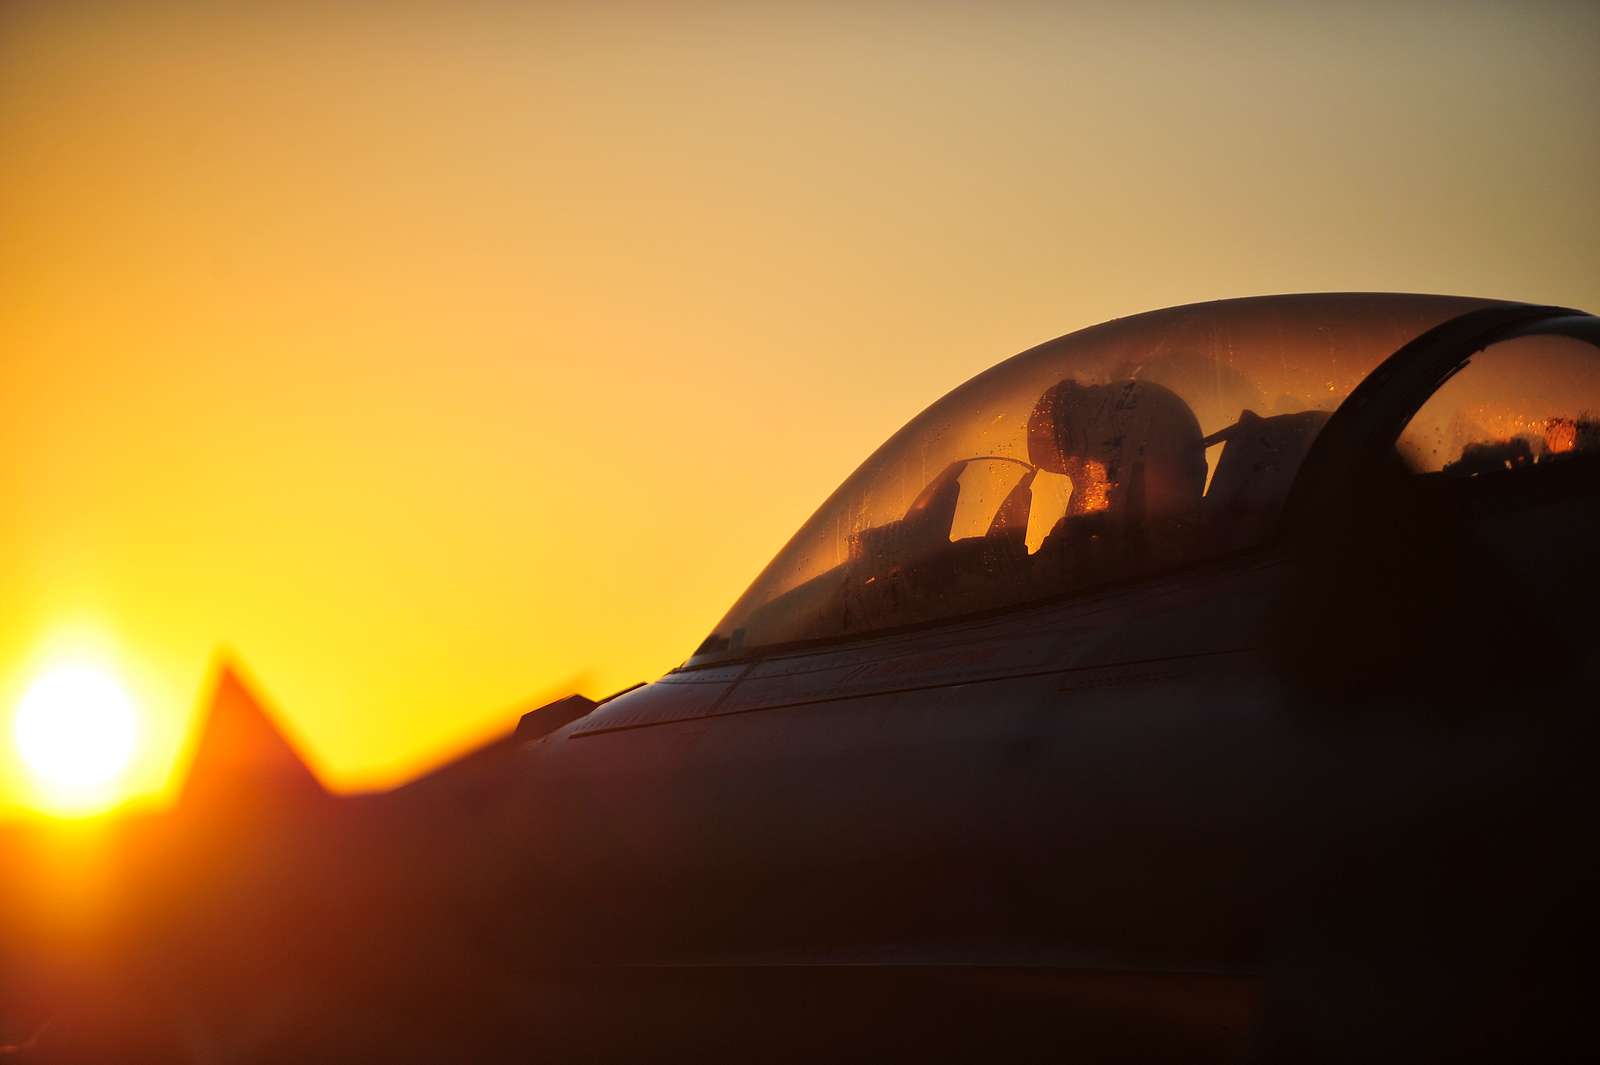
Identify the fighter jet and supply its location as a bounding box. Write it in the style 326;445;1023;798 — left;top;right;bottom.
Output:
6;293;1598;1063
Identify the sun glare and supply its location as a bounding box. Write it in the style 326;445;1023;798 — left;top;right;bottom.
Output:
13;664;140;815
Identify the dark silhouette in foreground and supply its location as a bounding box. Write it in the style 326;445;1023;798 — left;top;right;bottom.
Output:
5;294;1598;1063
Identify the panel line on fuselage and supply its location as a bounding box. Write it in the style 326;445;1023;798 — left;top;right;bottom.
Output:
568;646;1255;739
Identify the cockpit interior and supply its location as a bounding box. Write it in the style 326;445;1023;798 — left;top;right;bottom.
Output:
692;295;1600;665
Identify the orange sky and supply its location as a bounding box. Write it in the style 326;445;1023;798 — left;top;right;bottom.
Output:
3;0;1597;817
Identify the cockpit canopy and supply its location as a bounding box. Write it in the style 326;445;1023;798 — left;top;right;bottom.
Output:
689;293;1497;666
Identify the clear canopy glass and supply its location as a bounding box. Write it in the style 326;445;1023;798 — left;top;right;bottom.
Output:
1399;332;1600;476
690;293;1494;666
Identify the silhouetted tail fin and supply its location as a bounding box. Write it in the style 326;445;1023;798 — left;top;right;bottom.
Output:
179;659;327;810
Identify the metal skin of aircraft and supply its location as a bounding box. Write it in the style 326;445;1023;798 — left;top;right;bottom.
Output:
4;295;1597;1063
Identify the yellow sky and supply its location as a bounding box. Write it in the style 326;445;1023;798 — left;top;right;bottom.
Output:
3;0;1597;816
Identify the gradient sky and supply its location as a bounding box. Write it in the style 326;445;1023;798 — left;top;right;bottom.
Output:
3;0;1597;816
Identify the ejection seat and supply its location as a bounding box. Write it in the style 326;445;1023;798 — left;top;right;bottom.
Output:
1202;409;1331;551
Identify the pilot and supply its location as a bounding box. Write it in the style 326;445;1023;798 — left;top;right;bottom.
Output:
1110;351;1264;437
1026;378;1207;530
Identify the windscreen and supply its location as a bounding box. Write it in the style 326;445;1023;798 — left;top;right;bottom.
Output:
690;293;1495;666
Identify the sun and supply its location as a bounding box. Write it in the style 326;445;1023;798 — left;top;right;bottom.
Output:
13;663;140;815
